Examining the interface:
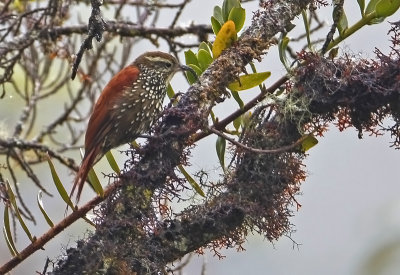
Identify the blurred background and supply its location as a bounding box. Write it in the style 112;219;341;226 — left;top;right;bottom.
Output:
1;1;400;274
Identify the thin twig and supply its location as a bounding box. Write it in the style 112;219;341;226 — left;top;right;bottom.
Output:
104;0;190;8
170;0;191;28
208;127;308;154
193;75;289;142
38;23;212;40
0;138;78;170
321;0;344;54
71;0;105;80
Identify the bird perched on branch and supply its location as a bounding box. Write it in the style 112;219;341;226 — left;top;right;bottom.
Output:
70;51;194;203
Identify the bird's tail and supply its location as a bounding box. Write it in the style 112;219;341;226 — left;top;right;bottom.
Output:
70;149;98;204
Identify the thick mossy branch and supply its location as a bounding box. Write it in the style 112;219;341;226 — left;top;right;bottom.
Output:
52;1;314;274
52;16;400;275
294;50;400;142
51;109;308;274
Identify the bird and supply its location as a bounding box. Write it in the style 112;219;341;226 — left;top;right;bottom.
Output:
70;51;194;203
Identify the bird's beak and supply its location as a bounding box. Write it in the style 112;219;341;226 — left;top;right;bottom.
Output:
180;65;198;81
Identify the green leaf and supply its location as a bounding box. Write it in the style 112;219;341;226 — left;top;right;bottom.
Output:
47;157;74;209
184;49;199;67
105;151;120;174
77;150;102;198
301;135;319;152
358;0;366;15
336;9;348;36
231;90;244;109
167;83;175;99
365;0;386;24
82;216;96;228
328;47;339;60
197;49;213;71
376;0;400;17
365;0;381;14
212;20;237;58
188;64;202;75
37;191;54;228
131;140;140;149
6;181;35;242
274;87;285;96
216;136;226;172
210;110;217;124
242;111;252;128
185;64;202;84
222;0;241;22
213;5;224;24
3;227;17;257
233;115;242;132
3;206;18;256
211;16;222;35
87;167;103;197
228;72;271;91
228;7;246;32
279;36;290;71
178;165;205;197
368;16;386;24
185;73;196;85
199;41;212;55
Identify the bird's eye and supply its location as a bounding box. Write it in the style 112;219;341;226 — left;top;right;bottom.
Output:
156;61;172;69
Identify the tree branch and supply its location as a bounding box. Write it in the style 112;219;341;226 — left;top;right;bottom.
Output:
71;0;105;79
207;126;309;154
50;0;314;273
0;181;119;274
41;22;212;40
